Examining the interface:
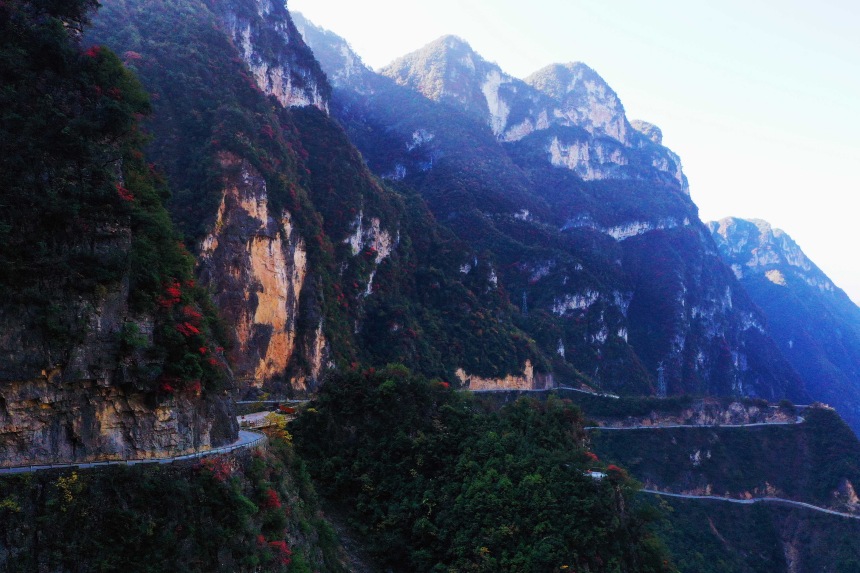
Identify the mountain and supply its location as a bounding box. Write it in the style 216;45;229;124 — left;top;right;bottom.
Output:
88;0;543;398
0;0;237;467
709;217;860;433
296;18;807;401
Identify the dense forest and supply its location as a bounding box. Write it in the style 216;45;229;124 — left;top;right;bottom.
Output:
292;365;674;572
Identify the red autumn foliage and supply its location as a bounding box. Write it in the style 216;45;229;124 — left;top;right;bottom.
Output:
607;464;625;475
116;184;135;202
268;541;292;565
157;280;182;308
261;488;282;510
84;45;102;58
176;322;201;337
182;305;203;322
187;380;202;394
197;457;232;482
585;451;599;462
198;346;208;355
159;381;175;394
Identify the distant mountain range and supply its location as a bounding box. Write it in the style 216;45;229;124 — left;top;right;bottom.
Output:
710;218;860;432
294;12;806;401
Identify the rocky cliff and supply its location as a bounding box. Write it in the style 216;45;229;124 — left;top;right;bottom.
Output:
214;0;330;111
0;2;237;466
89;0;542;396
198;152;314;390
710;217;860;434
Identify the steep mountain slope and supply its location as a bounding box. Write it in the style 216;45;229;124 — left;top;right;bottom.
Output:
0;0;237;466
89;0;541;396
296;17;807;401
710;217;860;433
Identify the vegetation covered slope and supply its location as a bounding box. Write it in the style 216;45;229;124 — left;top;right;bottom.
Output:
647;498;860;573
592;406;860;511
0;437;345;572
292;366;674;573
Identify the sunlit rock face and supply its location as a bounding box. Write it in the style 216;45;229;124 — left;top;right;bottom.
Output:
525;62;630;144
217;0;329;111
456;360;554;391
198;153;313;391
0;375;235;468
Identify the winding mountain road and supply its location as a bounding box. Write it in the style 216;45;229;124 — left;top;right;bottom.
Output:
584;416;804;431
0;430;267;476
641;489;860;520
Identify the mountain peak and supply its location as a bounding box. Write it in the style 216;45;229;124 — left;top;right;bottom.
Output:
292;12;376;92
708;217;821;282
380;34;510;129
525;61;629;143
525;62;600;99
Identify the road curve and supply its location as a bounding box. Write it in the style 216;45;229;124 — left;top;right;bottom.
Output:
0;430;267;476
641;489;860;519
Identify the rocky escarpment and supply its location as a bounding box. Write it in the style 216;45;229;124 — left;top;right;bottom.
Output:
709;217;860;434
456;360;554;391
0;3;237;467
198;152;323;392
378;39;687;192
296;17;806;400
0;235;236;468
0;376;234;468
213;0;330;111
588;398;799;428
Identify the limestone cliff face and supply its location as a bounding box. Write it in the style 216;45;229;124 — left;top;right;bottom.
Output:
456;360;554;391
525;62;630;144
292;12;377;95
589;398;798;429
0;231;236;467
198;152;322;392
368;37;688;192
216;0;330;111
0;375;234;468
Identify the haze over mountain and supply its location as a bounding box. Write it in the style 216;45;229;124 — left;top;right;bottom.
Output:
290;0;860;308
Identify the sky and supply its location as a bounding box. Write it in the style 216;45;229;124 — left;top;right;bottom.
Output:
289;0;860;303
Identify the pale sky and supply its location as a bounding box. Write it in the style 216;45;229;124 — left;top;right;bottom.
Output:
289;0;860;304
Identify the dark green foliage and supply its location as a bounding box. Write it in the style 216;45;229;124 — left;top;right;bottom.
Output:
645;497;860;573
0;439;345;572
293;366;674;572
